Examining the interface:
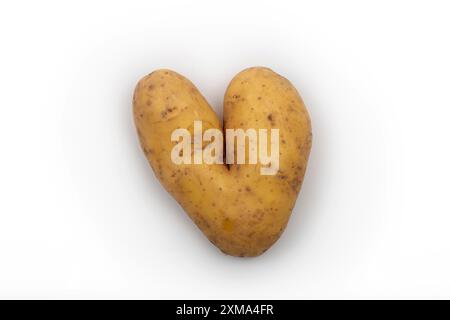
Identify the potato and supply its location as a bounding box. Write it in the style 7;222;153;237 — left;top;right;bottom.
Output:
133;67;312;257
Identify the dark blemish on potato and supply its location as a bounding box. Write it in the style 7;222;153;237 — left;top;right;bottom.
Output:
232;94;240;99
282;139;286;144
257;96;262;100
245;186;251;192
139;113;144;118
196;216;210;229
146;100;152;106
267;113;274;123
147;85;154;90
164;71;169;75
290;177;302;192
160;83;165;88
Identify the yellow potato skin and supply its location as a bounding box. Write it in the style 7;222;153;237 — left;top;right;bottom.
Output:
133;67;312;257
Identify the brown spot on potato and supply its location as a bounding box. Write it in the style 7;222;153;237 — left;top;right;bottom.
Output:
222;218;233;233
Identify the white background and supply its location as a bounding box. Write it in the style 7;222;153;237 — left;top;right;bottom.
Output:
0;0;449;299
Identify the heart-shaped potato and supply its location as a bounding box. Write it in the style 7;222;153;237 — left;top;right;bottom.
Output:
133;67;312;257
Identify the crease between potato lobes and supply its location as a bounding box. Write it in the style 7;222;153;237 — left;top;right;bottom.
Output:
133;67;312;257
